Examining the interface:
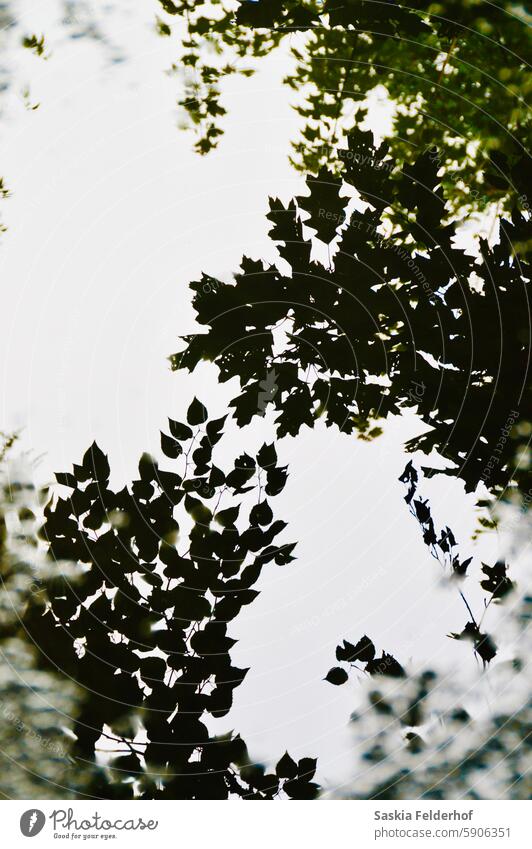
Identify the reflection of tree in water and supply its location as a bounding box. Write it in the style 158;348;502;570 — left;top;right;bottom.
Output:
0;1;530;800
158;0;532;215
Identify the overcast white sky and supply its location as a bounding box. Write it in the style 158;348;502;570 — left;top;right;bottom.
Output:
0;0;509;790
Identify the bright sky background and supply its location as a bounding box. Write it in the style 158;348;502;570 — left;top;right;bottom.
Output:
0;0;506;790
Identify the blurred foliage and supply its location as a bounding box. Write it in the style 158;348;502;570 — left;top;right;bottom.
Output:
22;34;47;58
0;438;81;799
158;0;531;216
174;127;532;501
325;461;517;738
0;0;132;235
329;466;526;801
341;594;532;800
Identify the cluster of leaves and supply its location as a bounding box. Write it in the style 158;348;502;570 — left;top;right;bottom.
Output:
20;401;317;799
284;0;532;215
325;635;405;686
173;127;531;499
399;460;515;665
157;0;285;154
158;0;531;214
400;461;473;576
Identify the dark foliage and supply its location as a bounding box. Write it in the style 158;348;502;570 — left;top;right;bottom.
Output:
173;128;531;499
24;402;317;799
326;635;405;685
399;460;515;666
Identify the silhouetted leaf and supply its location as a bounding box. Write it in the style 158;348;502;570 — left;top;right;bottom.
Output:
325;667;349;686
216;506;240;528
168;419;193;440
257;442;277;469
481;561;514;600
296;167;346;243
340;635;375;663
276;751;298;779
55;472;77;488
187;397;208;425
298;757;317;781
366;652;406;678
250;500;273;527
83;442;110;481
284;778;320;799
161;431;183;459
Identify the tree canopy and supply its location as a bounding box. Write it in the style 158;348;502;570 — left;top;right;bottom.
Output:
173;127;532;500
159;0;532;215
